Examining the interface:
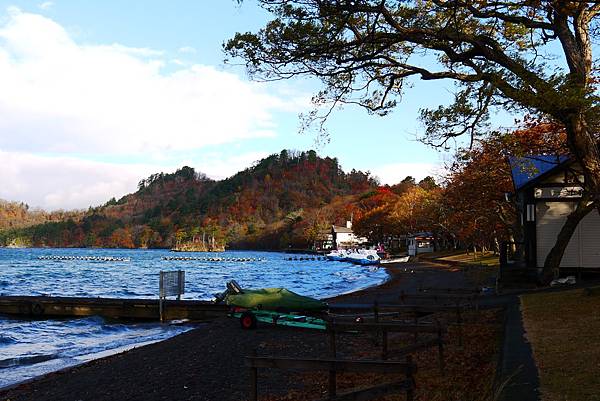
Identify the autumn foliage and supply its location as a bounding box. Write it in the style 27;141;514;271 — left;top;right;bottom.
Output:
0;123;568;252
0;151;378;249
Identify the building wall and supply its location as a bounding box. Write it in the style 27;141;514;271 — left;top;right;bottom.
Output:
535;201;600;268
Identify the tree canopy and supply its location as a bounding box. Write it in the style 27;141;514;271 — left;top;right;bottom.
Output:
226;0;600;274
226;1;598;181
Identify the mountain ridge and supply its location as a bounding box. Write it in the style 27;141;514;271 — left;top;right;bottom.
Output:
0;150;379;250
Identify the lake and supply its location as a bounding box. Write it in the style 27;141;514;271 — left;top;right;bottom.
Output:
0;248;388;388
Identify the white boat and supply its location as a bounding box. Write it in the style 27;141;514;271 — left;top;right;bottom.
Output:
346;249;381;265
325;249;348;261
380;256;410;264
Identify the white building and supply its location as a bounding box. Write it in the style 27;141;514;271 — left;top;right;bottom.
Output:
509;155;600;271
407;232;435;256
332;221;368;249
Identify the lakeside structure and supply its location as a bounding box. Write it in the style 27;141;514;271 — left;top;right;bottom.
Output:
313;221;369;251
407;232;435;256
508;155;600;272
332;221;368;249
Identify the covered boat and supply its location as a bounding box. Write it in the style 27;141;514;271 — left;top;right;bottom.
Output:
224;287;326;311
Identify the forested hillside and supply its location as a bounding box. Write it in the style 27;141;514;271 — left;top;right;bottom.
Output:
0;150;378;249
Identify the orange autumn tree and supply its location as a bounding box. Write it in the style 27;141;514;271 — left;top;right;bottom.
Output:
442;121;567;252
353;179;443;244
108;228;135;249
352;187;400;243
390;185;444;237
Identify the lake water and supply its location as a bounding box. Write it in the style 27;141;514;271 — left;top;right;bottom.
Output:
0;248;388;388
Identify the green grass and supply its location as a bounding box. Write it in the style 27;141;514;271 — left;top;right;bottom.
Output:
521;289;600;401
435;251;500;267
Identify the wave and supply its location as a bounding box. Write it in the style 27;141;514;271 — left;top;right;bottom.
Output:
0;335;16;345
0;354;57;369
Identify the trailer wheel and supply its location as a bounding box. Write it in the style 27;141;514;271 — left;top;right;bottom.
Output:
240;311;257;330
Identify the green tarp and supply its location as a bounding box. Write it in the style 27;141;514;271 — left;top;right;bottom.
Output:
225;288;326;311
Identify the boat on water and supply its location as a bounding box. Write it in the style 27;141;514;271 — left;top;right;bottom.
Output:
345;249;381;265
325;249;349;261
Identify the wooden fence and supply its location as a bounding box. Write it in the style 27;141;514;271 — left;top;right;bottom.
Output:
327;320;446;373
398;290;481;310
246;354;417;401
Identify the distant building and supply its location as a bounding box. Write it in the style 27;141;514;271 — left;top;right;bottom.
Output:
332;221;368;249
313;230;334;251
407;232;435;256
508;155;600;271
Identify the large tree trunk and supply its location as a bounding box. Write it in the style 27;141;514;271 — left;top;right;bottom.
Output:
542;113;600;281
542;196;596;282
565;115;600;196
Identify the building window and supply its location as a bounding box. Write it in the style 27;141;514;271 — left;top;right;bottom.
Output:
526;204;535;222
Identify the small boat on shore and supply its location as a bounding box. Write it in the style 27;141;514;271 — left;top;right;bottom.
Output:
346;249;381;266
380;256;410;264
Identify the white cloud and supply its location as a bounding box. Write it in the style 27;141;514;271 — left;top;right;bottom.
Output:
0;150;152;210
372;163;446;185
178;46;196;54
0;150;269;210
38;2;53;10
0;9;295;157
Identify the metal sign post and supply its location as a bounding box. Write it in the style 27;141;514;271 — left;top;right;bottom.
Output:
159;270;185;322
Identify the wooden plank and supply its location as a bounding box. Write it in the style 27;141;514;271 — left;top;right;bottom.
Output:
329;303;466;313
313;380;413;401
419;287;481;294
399;293;478;303
245;357;416;375
329;321;443;334
0;295;228;320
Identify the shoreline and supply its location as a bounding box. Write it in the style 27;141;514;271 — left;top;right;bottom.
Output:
0;260;465;401
0;263;393;392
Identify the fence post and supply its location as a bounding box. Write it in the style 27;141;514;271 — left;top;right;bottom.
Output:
456;306;463;347
382;328;388;360
373;301;380;346
406;354;415;401
328;361;337;398
437;320;445;375
159;271;164;322
328;320;337;358
413;310;419;344
250;349;258;401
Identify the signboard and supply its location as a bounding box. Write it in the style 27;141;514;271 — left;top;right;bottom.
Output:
160;270;185;298
159;270;185;322
534;186;583;199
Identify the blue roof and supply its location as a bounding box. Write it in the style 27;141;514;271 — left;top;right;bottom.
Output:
509;155;569;191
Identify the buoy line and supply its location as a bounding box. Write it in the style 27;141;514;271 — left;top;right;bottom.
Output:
37;256;130;262
161;257;266;262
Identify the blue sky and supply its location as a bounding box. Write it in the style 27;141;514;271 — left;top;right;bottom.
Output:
0;1;510;210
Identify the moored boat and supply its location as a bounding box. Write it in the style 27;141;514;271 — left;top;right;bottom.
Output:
325;249;349;261
380;256;410;264
346;249;381;265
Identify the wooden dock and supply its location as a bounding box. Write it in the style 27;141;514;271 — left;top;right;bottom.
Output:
0;296;229;321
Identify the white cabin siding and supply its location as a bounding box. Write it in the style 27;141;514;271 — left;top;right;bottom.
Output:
536;201;600;268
